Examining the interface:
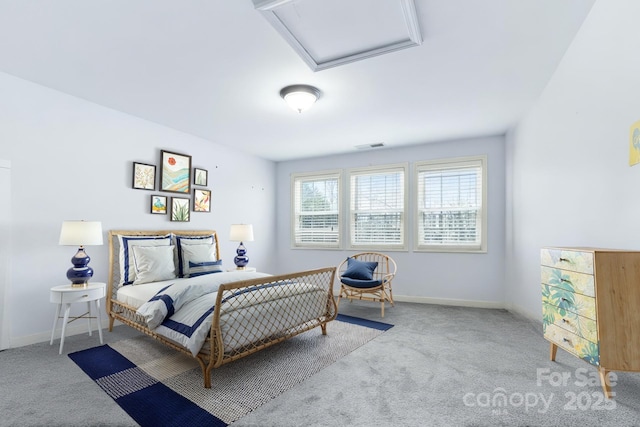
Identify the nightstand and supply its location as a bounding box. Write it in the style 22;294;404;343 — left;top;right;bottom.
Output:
228;267;257;272
49;282;106;354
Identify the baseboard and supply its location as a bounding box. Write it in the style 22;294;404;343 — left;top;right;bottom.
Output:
8;298;518;349
8;318;112;349
502;301;541;324
393;294;505;309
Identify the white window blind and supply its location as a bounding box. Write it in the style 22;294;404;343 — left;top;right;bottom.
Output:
415;156;486;252
291;171;341;248
349;165;407;249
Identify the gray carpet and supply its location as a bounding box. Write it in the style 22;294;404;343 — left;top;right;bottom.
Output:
76;318;388;425
1;301;640;426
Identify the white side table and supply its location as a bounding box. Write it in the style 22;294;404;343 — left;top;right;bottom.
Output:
228;267;257;272
49;282;106;354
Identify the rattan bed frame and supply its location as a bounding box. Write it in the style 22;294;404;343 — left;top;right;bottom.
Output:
107;229;337;388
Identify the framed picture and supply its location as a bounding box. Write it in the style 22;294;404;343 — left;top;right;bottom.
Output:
194;168;208;186
194;189;211;212
160;150;191;193
132;162;156;190
170;197;190;222
630;119;640;166
150;195;167;215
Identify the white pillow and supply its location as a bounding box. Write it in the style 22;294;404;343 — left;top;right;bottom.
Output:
181;244;218;278
118;234;172;285
132;245;177;285
132;246;176;285
174;234;216;277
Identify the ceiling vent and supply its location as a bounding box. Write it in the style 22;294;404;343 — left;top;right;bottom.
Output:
253;0;422;72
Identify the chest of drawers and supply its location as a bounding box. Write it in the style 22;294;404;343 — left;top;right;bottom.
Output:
541;247;640;398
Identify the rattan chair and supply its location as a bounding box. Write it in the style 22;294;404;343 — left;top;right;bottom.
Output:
336;252;397;317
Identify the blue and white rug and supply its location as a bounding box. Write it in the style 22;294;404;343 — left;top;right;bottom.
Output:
69;314;392;427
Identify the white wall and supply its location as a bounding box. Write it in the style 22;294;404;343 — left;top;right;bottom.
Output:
275;136;506;307
506;0;640;319
0;159;10;350
0;72;276;347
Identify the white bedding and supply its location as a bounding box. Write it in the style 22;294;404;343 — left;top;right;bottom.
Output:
116;271;269;308
118;270;327;357
154;280;327;356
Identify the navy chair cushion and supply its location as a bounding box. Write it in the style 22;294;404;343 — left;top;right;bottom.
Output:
340;277;383;289
342;257;378;280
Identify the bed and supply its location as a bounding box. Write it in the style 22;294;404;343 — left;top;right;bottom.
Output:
106;229;337;388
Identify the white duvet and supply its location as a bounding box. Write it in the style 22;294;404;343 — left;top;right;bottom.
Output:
136;271;269;329
131;271;327;356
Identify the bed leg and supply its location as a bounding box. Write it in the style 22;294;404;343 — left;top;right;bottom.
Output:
198;358;212;388
321;323;327;335
108;316;114;332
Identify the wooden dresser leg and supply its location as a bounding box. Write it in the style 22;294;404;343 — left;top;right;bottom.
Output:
549;343;558;361
598;368;613;399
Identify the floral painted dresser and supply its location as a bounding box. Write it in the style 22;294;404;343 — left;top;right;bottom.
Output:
541;247;640;398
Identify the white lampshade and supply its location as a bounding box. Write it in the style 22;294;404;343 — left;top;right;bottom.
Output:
280;85;320;113
229;224;254;242
59;221;104;246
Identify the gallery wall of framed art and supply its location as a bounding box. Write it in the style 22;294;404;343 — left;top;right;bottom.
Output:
131;149;211;221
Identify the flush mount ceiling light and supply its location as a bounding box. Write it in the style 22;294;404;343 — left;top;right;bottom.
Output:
280;84;321;113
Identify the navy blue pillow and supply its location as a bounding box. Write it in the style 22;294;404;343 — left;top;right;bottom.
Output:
342;257;378;280
188;259;223;277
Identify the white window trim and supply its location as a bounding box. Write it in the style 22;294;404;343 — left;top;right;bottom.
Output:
413;155;487;253
290;169;342;249
347;163;408;251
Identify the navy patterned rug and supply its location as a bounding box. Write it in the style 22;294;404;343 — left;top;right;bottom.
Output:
69;314;392;427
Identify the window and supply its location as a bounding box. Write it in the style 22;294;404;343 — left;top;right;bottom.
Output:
348;164;407;250
291;171;341;248
415;156;487;252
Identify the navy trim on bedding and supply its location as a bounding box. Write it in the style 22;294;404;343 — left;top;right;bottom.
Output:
159;281;292;339
149;294;175;319
161;305;216;338
188;259;223;277
121;235;171;285
147;284;176;318
175;235;215;278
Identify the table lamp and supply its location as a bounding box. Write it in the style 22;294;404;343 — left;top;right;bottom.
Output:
59;220;103;287
229;224;254;269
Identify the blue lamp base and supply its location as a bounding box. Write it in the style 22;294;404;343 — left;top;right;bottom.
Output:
234;242;249;269
67;247;94;287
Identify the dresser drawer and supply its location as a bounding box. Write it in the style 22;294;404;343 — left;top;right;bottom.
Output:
541;248;594;275
540;266;594;297
542;302;597;343
50;286;106;304
541;284;596;320
544;324;600;366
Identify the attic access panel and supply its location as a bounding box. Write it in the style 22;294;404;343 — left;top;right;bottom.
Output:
254;0;422;71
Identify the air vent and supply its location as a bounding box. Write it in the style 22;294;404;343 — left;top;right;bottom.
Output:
355;143;385;150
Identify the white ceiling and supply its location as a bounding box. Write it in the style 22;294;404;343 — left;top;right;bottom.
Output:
0;0;595;161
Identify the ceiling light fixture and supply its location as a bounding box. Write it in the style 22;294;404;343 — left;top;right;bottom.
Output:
280;84;321;113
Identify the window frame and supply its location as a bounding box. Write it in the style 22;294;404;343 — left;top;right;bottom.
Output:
290;169;342;249
347;163;408;251
413;155;487;253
